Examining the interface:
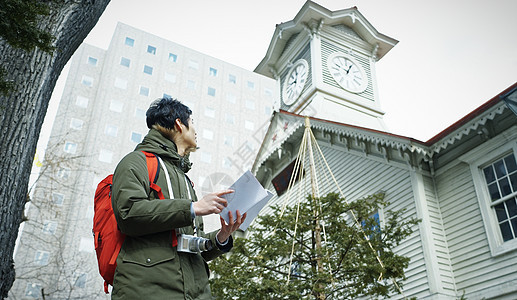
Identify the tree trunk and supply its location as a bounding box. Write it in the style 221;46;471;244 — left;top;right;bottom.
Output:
0;1;110;298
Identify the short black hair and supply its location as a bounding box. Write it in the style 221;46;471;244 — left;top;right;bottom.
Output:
146;97;192;129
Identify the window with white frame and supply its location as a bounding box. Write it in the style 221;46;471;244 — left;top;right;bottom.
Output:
75;273;87;288
114;77;127;89
25;283;42;298
131;132;142;143
109;99;123;112
207;87;216;97
143;65;153;75
247;80;255;90
188;60;199;70
226;93;236;103
203;129;214;140
224;135;234;147
229;74;236;84
99;149;113;163
222;157;232;169
87;56;98;66
204;107;215;118
209;67;217;76
57;168;70;180
169;53;177;62
464;132;517;256
147;45;156;55
225;113;235;125
120;57;130;67
43;221;57;235
52;193;64;206
75;96;88;108
245;99;255;110
165;72;176;83
139;86;150;96
135;108;146;119
81;75;93;87
70;118;84;130
125;37;134;47
79;237;94;253
245;120;254;131
105;124;118;137
200;152;211;163
63;142;77;154
265;105;272;115
482;153;517;242
265;88;273;98
34;250;50;265
186;80;196;90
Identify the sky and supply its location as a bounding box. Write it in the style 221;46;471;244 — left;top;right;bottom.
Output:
43;0;517;150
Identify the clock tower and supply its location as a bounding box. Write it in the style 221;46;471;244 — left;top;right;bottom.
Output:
255;1;398;131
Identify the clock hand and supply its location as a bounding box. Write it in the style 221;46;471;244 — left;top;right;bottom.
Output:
345;65;353;74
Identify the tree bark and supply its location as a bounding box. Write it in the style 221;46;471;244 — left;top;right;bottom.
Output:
0;1;110;298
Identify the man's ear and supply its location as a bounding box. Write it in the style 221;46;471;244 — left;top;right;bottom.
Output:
174;118;183;132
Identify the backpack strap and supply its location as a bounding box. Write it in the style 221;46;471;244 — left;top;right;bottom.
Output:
141;151;178;247
142;151;165;199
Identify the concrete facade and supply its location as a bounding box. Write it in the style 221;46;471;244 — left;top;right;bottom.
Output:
10;23;276;299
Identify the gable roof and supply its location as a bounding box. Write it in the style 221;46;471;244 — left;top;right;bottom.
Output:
252;82;517;174
254;1;398;78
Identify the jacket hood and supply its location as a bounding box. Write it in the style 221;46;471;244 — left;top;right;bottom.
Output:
135;128;192;173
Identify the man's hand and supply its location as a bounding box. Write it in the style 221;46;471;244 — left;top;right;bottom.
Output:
192;190;232;216
217;210;247;243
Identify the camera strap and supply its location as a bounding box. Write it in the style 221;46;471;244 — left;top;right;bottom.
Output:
156;155;199;237
156;155;175;198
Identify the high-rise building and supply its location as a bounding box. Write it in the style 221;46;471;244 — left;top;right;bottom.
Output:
10;22;276;298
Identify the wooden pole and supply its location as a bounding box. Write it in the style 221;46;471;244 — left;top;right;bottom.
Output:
305;117;325;300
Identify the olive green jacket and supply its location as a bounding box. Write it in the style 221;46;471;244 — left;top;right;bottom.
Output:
111;129;231;299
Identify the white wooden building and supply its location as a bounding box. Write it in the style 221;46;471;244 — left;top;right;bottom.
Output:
251;1;517;299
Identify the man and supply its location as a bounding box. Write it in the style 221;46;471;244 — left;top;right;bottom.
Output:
111;97;245;299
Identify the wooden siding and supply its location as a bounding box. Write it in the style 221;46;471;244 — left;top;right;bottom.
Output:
436;162;517;297
260;145;431;299
422;174;457;294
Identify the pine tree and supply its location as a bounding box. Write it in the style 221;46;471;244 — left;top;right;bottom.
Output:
210;192;419;299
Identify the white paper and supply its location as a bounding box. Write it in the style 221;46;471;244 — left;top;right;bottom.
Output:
238;191;274;231
219;170;272;230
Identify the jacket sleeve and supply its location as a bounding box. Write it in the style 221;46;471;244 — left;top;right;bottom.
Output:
197;219;234;261
112;152;193;236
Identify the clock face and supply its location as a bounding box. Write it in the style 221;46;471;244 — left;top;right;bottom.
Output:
282;59;309;106
328;53;368;93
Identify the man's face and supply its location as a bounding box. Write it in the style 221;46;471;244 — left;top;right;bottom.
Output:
183;117;197;150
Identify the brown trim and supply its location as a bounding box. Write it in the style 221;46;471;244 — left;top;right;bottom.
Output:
425;82;517;145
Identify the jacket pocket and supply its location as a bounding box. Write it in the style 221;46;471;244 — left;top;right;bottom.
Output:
122;246;176;267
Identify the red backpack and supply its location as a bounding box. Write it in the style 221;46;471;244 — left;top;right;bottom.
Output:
93;151;177;293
